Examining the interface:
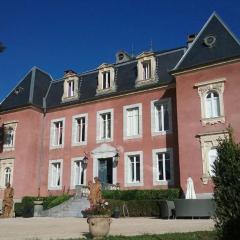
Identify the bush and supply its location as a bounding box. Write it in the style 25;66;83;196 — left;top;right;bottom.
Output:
102;189;180;201
212;129;240;239
14;202;23;217
22;197;35;218
107;199;161;217
46;194;72;209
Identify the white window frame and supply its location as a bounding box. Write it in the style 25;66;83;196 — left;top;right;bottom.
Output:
195;78;225;126
152;148;174;186
62;74;79;102
124;151;144;187
2;121;18;152
205;91;220;118
123;103;142;140
0;158;14;189
72;113;88;146
67;80;75;97
48;159;63;190
151;98;172;136
96;108;114;143
50;118;65;149
70;157;87;189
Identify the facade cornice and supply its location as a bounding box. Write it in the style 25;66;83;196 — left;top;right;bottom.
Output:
0;105;43;115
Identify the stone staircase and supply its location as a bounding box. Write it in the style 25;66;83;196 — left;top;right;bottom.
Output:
40;186;90;217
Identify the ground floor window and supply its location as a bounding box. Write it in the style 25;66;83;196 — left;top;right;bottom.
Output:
48;159;63;190
152;148;174;186
0;159;14;188
124;151;143;187
71;158;86;188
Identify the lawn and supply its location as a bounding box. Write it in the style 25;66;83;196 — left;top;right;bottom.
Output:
58;231;216;240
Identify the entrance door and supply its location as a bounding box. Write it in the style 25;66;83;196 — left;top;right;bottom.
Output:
98;158;113;184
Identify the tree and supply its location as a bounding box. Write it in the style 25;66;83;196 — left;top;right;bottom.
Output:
212;128;240;239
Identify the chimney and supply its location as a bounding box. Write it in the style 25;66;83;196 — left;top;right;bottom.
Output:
64;69;77;77
187;34;196;48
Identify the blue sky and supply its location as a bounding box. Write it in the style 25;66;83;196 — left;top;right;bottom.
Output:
0;0;240;102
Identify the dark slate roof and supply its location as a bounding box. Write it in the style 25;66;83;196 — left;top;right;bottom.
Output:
0;67;52;111
173;12;240;72
45;48;184;108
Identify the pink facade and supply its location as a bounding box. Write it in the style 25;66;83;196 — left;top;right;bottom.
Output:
1;13;240;200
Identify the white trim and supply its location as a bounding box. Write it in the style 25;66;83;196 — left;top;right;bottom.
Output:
124;151;144;187
96;108;114;143
2;122;18;152
152;148;174;186
49;117;65;149
70;156;87;189
194;77;226;87
72;113;88;146
48;159;63;190
151;98;172;136
0;158;15;189
123;103;142;140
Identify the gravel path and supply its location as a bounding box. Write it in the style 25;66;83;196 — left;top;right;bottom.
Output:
0;217;215;240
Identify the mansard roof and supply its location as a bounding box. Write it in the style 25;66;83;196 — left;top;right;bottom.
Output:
0;67;52;111
45;48;184;109
173;12;240;72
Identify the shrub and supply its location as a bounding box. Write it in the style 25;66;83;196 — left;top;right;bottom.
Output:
22;197;35;218
102;189;180;201
107;199;161;217
44;194;72;209
14;202;23;217
42;196;59;210
212;129;240;239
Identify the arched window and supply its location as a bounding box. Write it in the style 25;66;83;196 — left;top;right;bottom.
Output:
4;167;11;185
205;91;220;118
208;149;218;176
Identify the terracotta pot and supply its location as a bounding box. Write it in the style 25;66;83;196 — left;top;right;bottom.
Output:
87;216;112;239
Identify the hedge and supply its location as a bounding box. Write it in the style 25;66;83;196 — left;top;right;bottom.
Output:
102;189;180;201
108;199;161;217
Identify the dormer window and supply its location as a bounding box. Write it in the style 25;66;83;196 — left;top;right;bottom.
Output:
62;70;79;102
136;52;157;87
97;64;116;95
142;60;151;80
102;71;111;89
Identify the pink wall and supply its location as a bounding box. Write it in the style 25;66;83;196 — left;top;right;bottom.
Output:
175;61;240;195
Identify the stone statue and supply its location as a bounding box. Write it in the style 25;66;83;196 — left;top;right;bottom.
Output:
88;177;102;206
2;183;14;217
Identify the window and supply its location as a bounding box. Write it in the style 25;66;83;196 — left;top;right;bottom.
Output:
142;61;151;80
2;122;17;151
50;118;65;149
97;64;116;95
124;151;143;187
67;80;75;97
153;148;174;185
205;91;220;118
0;158;14;188
48;159;63;190
102;71;111;89
151;99;171;135
71;158;86;188
4;167;11;186
208;148;218;176
198;132;227;184
97;109;113;142
72;114;88;146
195;78;225;125
123;103;142;139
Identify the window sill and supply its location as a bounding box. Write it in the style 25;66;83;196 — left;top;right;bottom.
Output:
96;86;116;95
50;145;64;150
3;146;15;152
201;116;225;126
153;180;173;186
152;130;172;136
48;186;62;191
123;134;142;140
96;138;113;144
62;95;79;103
125;182;144;187
72;141;87;147
135;78;157;87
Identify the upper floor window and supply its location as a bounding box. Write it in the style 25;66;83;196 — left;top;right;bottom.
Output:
62;70;79;102
97;109;114;142
72;114;88;146
2;122;17;151
142;60;151;80
205;91;220;118
97;64;116;95
50;118;65;149
71;157;86;188
123;103;142;139
195;78;225;125
136;52;157;87
151;99;172;135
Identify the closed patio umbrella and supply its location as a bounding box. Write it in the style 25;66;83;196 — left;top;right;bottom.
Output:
185;177;196;199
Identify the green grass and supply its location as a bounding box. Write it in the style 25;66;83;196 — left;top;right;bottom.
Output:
54;231;217;240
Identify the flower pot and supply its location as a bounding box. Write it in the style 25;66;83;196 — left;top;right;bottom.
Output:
87;216;112;239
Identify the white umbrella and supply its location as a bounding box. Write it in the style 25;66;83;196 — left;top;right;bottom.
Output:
185;177;197;199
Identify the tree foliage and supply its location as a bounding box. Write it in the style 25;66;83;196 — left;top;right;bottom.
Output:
212;128;240;239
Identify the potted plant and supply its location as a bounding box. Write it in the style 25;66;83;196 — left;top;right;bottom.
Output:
84;199;112;239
